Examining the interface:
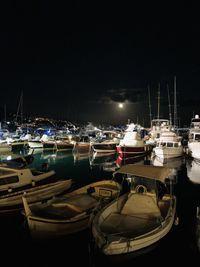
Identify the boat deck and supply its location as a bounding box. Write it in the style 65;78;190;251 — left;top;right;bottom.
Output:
100;212;161;238
32;193;98;220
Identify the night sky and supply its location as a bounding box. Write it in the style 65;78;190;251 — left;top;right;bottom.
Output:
1;2;200;127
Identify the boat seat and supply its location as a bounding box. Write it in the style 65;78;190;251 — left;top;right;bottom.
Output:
34;194;98;220
121;193;161;220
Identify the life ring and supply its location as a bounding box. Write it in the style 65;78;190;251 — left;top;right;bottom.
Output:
135;184;147;194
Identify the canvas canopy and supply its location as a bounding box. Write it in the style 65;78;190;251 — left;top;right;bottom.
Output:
114;164;171;183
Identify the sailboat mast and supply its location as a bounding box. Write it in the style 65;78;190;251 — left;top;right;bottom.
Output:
16;90;23;125
148;85;152;126
4;104;6;123
174;76;177;128
167;84;172;126
157;83;160;120
21;91;23;124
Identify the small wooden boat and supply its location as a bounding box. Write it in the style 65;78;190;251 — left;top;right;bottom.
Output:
0;179;72;214
91;164;177;257
0;157;72;214
22;179;122;239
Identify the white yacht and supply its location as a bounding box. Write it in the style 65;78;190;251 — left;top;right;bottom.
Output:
153;130;183;159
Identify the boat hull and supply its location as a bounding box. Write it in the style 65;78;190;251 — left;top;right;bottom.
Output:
153;147;183;159
0;179;72;214
116;145;151;158
92;194;176;256
22;180;122;238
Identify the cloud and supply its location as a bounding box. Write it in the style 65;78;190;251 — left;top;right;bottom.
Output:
86;87;147;105
105;88;146;103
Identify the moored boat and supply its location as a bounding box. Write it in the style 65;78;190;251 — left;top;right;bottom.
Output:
0;160;72;214
116;125;152;158
22;179;122;239
91;164;177;257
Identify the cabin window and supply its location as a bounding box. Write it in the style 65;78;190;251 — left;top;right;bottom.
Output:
166;143;173;147
195;134;200;141
0;176;19;185
161;142;166;147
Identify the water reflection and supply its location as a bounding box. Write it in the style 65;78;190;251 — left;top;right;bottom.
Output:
197;208;200;253
186;158;200;184
1;149;200;265
89;151;118;172
116;154;147;167
185;158;200;254
175;163;200;258
72;149;90;163
151;155;183;169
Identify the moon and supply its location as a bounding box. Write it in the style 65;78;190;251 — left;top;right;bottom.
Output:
118;103;124;108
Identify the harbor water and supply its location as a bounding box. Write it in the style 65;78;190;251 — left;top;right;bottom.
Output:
1;149;200;266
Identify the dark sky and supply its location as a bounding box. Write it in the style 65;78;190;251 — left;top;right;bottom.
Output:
1;2;200;127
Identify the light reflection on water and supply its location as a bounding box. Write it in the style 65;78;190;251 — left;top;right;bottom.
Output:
0;150;200;266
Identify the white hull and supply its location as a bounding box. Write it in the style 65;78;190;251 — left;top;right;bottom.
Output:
0;179;72;213
28;141;43;149
153;147;183;159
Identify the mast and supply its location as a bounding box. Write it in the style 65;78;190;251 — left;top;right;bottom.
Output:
21;91;23;125
167;84;172;126
148;85;152;126
157;83;160;120
16;90;23;125
173;76;177;128
4;104;6;123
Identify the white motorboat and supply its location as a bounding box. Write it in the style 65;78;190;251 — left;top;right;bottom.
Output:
153;130;183;159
